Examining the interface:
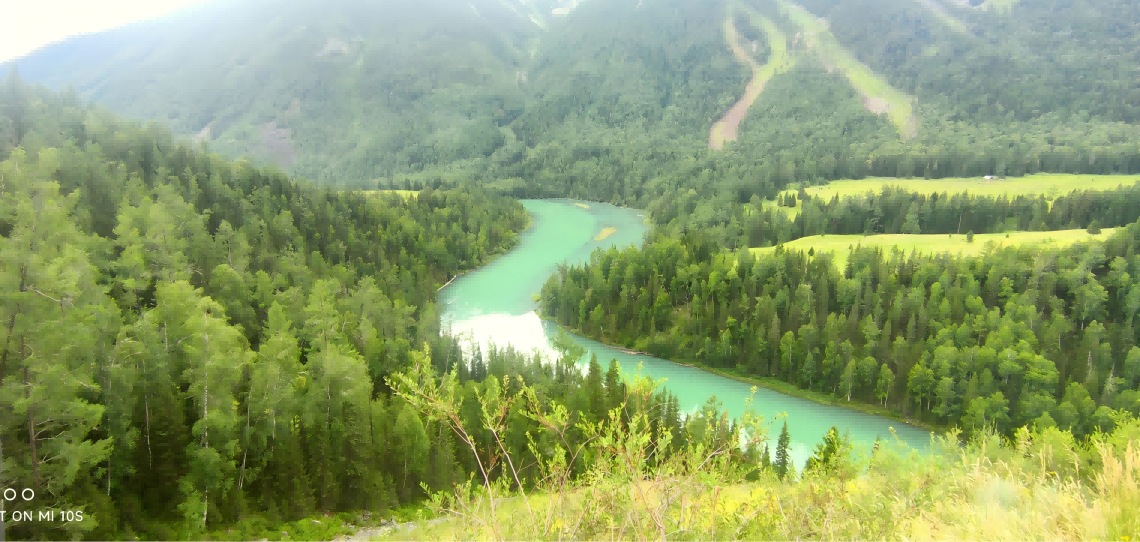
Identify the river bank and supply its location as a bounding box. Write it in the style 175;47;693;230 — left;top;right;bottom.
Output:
543;318;941;436
436;208;533;292
441;198;934;461
685;360;943;435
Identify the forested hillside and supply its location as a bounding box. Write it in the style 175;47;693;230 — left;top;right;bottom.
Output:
794;0;1140;123
0;68;785;542
6;0;546;183
0;76;544;539
541;199;1140;438
6;0;1140;218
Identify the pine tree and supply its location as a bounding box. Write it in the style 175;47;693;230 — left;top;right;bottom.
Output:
902;212;921;234
0;150;114;538
425;422;460;495
803;426;849;477
179;286;254;531
303;344;372;510
1;68;31;145
471;344;487;382
604;358;624;415
242;303;303;496
586;354;606;422
774;420;791;480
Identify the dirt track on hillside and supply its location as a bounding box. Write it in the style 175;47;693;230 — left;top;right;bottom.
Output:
709;11;788;150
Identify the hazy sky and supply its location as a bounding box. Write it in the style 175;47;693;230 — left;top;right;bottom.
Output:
1;0;211;62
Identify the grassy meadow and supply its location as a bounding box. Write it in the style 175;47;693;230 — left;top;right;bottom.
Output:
755;174;1140;221
357;189;419;199
793;173;1140;201
980;0;1021;14
749;228;1116;269
758;198;801;220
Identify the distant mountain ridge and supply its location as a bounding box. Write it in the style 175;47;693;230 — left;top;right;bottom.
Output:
5;0;1139;192
6;0;552;177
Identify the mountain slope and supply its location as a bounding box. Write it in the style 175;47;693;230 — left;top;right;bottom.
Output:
776;0;917;137
7;0;547;183
0;76;538;540
5;0;1140;230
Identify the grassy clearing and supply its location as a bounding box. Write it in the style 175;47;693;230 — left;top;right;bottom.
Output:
710;4;794;149
758;199;800;220
594;227;618;241
750;228;1116;269
358;189;419;199
776;0;916;137
791;174;1140;201
749;174;1138;224
980;0;1021;14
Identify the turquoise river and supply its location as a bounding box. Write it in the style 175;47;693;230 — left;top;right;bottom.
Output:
439;199;935;467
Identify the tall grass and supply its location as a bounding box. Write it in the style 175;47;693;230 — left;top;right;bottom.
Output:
377;346;1140;541
1095;441;1140;539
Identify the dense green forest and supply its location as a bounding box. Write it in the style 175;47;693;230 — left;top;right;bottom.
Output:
793;0;1140;123
540;216;1140;439
0;69;783;542
0;76;539;539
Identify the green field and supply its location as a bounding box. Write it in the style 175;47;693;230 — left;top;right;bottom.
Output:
790;174;1140;202
357;189;419;199
748;228;1116;269
776;0;916;137
758;198;801;220
980;0;1021;14
750;174;1139;223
